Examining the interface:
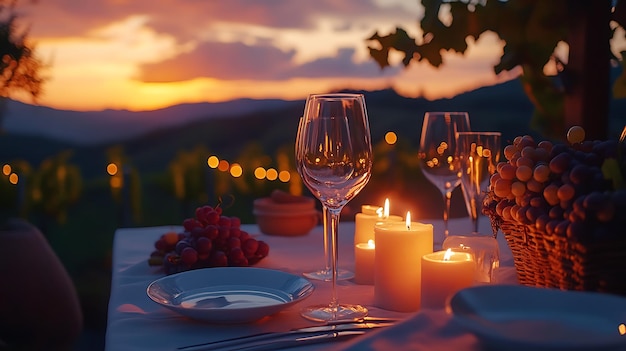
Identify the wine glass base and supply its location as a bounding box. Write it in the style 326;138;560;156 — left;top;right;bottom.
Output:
300;303;368;322
303;268;354;281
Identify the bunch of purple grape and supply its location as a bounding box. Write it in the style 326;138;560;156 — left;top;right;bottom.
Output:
149;205;269;274
483;126;626;243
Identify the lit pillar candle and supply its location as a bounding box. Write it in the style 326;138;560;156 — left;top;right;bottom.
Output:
354;239;376;284
374;212;433;312
354;204;382;246
354;199;402;245
421;248;475;309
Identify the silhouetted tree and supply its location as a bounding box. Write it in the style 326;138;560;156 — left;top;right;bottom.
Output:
30;150;82;231
368;1;626;140
169;145;213;217
106;145;142;227
0;0;46;131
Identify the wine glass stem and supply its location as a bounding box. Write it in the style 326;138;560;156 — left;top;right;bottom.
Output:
443;190;452;238
327;206;341;316
470;199;479;234
471;216;478;234
323;206;331;273
472;209;478;233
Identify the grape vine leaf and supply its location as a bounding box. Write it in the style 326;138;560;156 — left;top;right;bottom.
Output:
366;0;620;139
601;158;624;190
367;28;419;69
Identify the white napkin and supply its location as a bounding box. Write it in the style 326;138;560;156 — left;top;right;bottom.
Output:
331;309;482;351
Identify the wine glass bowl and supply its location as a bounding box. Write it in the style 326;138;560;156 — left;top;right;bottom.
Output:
455;131;501;233
295;93;373;321
417;112;471;239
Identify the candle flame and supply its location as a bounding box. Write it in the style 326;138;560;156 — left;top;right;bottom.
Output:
443;248;453;261
376;207;383;218
619;323;626;335
384;198;390;218
367;239;375;248
406;211;411;230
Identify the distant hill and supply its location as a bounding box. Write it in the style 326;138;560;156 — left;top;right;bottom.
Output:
115;79;540;173
0;78;536;179
5;76;626;180
3;98;299;145
2;78;535;147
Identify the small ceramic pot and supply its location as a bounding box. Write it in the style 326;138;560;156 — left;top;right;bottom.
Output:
253;197;319;236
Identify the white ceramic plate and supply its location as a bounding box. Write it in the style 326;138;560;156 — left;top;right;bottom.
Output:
147;267;314;323
447;285;626;351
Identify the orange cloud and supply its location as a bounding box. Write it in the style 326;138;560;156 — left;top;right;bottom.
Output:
13;0;514;111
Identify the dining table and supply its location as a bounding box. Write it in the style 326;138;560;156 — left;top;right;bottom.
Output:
105;216;518;351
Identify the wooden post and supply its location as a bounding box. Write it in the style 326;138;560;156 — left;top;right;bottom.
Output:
565;1;611;140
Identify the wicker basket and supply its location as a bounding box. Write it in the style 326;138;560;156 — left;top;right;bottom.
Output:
480;132;626;295
490;213;626;296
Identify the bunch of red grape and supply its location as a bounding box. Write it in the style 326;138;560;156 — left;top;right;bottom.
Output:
149;205;269;274
483;126;626;243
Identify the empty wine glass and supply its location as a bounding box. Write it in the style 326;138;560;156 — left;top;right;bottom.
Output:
418;112;471;240
442;234;500;283
296;117;354;281
455;131;501;233
295;93;373;321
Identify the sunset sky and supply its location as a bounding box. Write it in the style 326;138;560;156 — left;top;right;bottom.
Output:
15;0;520;112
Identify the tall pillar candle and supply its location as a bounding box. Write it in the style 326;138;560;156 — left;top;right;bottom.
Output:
374;215;433;312
421;249;475;309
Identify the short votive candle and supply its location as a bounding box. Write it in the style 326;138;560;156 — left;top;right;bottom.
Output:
421;249;475;309
354;240;376;285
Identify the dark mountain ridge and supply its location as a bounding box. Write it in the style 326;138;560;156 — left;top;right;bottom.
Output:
4;76;626;180
0;78;539;179
3;98;295;145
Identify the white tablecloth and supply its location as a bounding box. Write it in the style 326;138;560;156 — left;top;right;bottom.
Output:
105;217;516;351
